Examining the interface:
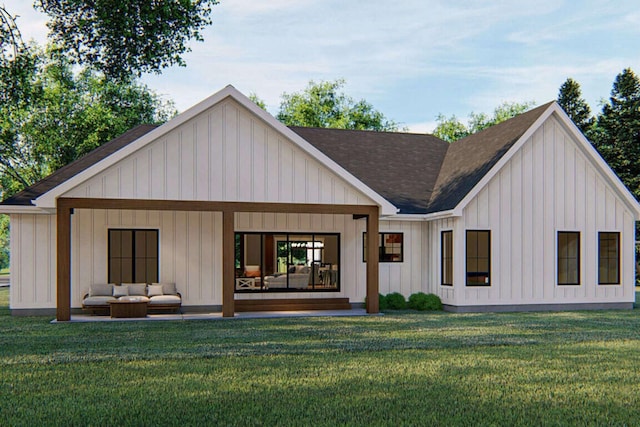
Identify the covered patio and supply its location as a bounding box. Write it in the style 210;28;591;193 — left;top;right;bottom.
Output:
56;197;381;321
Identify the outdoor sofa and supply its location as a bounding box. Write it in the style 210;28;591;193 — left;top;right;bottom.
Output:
82;282;182;315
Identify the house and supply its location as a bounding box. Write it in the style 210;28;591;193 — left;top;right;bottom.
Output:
1;85;638;321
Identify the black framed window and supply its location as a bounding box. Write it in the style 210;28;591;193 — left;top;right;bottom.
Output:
363;232;403;263
598;232;620;285
466;230;490;286
558;231;580;285
441;231;453;286
108;229;158;284
235;232;340;292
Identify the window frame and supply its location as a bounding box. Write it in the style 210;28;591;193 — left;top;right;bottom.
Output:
441;230;453;286
235;232;341;293
108;228;159;284
598;231;620;285
465;230;491;287
362;232;404;263
557;231;581;286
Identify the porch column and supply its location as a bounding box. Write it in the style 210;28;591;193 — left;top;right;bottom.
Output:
365;209;379;313
222;209;235;317
56;203;72;321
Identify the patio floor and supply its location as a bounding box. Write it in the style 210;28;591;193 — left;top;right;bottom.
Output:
52;308;373;323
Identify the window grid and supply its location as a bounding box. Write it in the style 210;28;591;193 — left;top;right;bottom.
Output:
441;231;453;286
598;232;620;285
557;231;580;285
108;229;159;284
466;230;490;286
363;232;404;263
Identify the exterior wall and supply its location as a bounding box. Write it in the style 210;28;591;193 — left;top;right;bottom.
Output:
456;115;636;306
62;98;375;208
9;214;56;310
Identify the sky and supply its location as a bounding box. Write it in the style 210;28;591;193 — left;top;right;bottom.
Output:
5;0;640;132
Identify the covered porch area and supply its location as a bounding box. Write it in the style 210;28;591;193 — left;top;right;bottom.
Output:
55;197;381;321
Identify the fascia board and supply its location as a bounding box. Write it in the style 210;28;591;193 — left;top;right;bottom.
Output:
390;210;458;221
0;205;51;214
34;85;398;216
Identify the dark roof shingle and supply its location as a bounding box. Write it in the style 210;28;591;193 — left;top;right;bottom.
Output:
290;127;449;214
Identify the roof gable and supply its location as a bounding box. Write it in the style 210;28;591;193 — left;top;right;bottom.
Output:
2;86;397;215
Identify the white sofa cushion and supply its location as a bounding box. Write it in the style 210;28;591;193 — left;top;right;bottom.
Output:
89;284;114;297
122;283;147;296
83;296;116;306
113;285;129;297
148;295;181;305
152;282;177;295
147;284;164;297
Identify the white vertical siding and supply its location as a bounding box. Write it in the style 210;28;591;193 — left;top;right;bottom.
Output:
459;114;636;306
426;217;458;305
62;99;376;207
9;214;56;309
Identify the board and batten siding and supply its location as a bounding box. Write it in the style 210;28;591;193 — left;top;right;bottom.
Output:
9;214;56;310
458;114;636;306
62;98;376;208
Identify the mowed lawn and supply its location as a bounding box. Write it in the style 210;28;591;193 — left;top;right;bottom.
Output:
1;288;639;426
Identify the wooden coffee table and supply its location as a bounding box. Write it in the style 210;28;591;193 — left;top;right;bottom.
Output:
108;300;148;318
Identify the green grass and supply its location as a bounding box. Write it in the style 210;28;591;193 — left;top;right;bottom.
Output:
1;287;639;426
0;267;8;275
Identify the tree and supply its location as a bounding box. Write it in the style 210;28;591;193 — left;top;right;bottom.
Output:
0;215;8;270
557;78;594;134
592;68;640;199
275;79;400;131
35;0;219;80
0;43;176;199
433;101;534;142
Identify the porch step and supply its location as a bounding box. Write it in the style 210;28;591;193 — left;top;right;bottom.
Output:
235;298;351;312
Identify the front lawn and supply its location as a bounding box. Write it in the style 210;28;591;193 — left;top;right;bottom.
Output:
1;287;639;426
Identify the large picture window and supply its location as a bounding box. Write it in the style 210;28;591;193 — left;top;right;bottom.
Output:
363;232;403;263
557;231;580;285
466;230;490;286
598;232;620;285
441;231;453;286
108;229;158;284
235;232;340;292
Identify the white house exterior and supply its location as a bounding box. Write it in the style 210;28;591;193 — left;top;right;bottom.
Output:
1;86;638;320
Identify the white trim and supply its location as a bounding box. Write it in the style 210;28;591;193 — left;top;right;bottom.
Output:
0;205;51;214
452;103;640;219
33;85;398;216
390;210;458;222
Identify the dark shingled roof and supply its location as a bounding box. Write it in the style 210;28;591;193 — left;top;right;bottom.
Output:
290;127;449;214
1;124;158;206
2;103;553;214
426;102;553;213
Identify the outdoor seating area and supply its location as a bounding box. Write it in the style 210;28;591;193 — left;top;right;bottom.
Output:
82;282;182;316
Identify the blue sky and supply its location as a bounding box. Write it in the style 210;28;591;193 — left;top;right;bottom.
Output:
7;0;640;132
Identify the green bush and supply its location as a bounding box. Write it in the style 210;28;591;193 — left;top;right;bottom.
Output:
378;293;388;310
385;292;406;309
408;292;442;311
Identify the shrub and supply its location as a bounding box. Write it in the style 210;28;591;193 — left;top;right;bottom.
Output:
385;292;406;309
408;292;442;311
378;293;389;310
